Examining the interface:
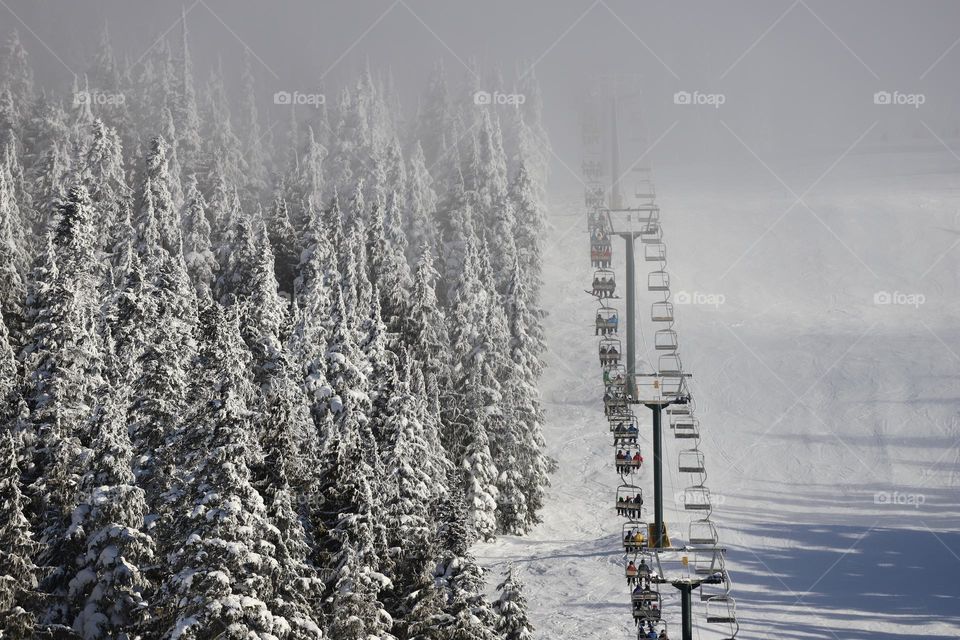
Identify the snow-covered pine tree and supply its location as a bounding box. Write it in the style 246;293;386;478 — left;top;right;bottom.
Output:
153;302;315;639
66;384;154;640
404;141;439;266
508;159;546;306
267;190;300;294
0;164;27;324
493;565;534;640
0;430;40;636
180;175;218;300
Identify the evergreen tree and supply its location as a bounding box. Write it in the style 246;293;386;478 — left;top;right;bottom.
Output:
493;565;534;640
0;430;40;635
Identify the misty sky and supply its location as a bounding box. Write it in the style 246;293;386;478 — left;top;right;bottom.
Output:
4;0;960;184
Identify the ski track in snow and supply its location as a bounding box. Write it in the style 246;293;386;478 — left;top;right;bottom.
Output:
476;150;960;639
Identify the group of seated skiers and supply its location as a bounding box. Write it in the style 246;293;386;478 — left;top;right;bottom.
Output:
624;527;646;548
592;276;616;298
626;558;652;586
613;421;638;443
599;344;620;363
639;623;669;639
617;493;644;518
632;585;660;618
616;449;643;473
603;368;625;385
595;311;618;335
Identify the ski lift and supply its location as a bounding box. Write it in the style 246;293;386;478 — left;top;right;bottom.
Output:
692;547;724;576
682;485;712;511
603;363;627;390
673;418;700;439
631;588;662;622
599;337;621;366
651;301;674;323
615;448;643;474
612;415;640;445
635;183;656;200
623;522;647;552
699;570;731;602
648;270;670;292
654;329;678;351
585;183;606;209
604;390;628;416
659;374;686;398
616;484;644;518
595;305;619;336
644;242;666;262
640;223;662;244
634;621;668;640
666;405;690;416
705;595;738;624
678;450;706;474
658;353;682;376
592;268;617;298
688;519;719;546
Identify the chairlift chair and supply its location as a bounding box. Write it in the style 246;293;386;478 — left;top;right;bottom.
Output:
651;301;674;323
631;588;662;622
612;415;640;446
688;519;719;546
692;547;723;576
648;270;670;292
595;305;620;336
673;418;700;439
615;448;643;474
598;337;621;366
654;329;678;351
682;485;712;511
616;484;644;518
623;522;647;552
658;353;682;376
705;595;738;624
592;268;617;298
645;242;666;262
678;450;706;474
603;362;627;389
666;405;691;416
640;223;662;244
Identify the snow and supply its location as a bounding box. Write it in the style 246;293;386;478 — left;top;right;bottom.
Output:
476;147;960;639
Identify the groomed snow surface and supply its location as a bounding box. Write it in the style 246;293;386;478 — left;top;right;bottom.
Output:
476;147;960;639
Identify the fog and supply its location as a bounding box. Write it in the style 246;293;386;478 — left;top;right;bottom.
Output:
6;0;960;185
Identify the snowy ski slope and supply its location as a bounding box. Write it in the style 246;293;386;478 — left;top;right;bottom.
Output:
476;146;960;639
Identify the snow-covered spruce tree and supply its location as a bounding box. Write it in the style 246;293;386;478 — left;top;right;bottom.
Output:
135;136;181;258
0;430;40;636
20;187;105;625
403;251;451;405
180;175;218;300
508;159;546;306
404;141;439;266
173;8;202;184
366;195;412;339
267;190;300;294
433;473;500;640
153;302;320;639
238;49;270;203
0;164;27;324
437;169;475;304
76;119;131;257
287;125;326;230
493;565;533;640
66;384;154;640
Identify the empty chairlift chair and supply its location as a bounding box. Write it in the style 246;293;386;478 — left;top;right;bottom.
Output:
682;485;712;511
647;270;670;292
603;363;627;390
645;242;666;263
654;329;678;351
688;519;719;546
692;547;724;576
651;301;674;323
658;353;682;376
705;595;738;625
673;418;700;439
640;222;663;245
595;305;619;336
678;449;706;473
616;484;644;518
